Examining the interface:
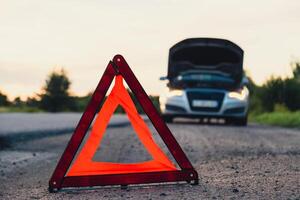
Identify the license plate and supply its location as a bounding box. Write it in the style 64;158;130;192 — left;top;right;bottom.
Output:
192;100;218;108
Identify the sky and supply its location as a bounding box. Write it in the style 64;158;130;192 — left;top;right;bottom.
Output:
0;0;300;100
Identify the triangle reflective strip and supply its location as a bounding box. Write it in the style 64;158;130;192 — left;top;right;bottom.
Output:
67;75;176;176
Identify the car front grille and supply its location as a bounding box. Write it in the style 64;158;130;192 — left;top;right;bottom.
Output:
186;91;225;112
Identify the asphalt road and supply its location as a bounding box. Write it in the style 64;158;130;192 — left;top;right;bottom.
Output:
0;114;299;199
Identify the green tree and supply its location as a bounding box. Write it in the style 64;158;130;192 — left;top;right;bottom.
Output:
26;96;40;108
0;90;9;106
291;61;300;80
260;76;285;112
40;69;76;112
246;76;264;114
256;61;300;112
283;61;300;111
283;78;300;111
13;97;24;107
72;93;92;112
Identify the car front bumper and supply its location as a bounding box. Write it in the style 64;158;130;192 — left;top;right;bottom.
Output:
160;89;249;118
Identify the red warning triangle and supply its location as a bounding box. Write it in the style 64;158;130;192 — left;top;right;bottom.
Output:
68;75;176;176
49;55;198;191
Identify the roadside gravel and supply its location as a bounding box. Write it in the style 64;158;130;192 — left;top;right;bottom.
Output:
0;115;299;199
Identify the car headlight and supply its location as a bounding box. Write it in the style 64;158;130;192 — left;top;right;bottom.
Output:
228;86;248;100
167;89;183;97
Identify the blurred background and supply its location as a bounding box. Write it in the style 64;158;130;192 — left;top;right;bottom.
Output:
1;1;300;199
1;0;300;127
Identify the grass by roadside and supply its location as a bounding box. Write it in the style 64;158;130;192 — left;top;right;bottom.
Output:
250;111;300;128
0;106;43;113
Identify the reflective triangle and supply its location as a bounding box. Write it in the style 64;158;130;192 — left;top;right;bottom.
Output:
67;76;176;176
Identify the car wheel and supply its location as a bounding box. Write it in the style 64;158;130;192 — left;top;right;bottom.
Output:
162;115;173;123
226;116;248;126
235;117;248;126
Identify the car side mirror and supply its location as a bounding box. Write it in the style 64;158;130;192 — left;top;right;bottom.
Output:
242;77;249;86
159;76;168;81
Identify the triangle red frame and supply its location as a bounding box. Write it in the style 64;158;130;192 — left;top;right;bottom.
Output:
48;55;198;192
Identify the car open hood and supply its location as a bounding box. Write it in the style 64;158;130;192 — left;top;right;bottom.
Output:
168;38;244;86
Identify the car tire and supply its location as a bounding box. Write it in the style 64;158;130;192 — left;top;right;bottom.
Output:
227;116;248;126
162;115;173;123
235;116;248;126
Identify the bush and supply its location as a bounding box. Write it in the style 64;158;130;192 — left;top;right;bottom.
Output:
273;103;289;113
251;61;300;113
0;91;9;106
40;69;76;112
260;76;285;112
283;79;300;111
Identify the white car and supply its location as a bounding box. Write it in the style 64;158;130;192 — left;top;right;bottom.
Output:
159;38;249;125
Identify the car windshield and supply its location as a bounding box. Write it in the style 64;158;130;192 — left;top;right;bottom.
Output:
172;46;240;66
170;72;237;89
177;73;234;84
